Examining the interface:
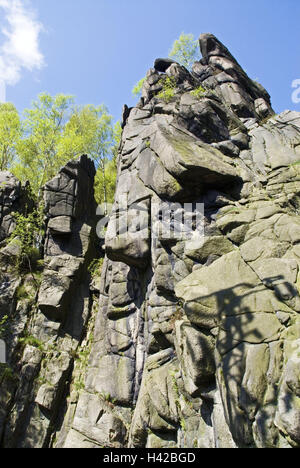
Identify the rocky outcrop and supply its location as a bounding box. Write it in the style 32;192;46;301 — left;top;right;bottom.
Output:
0;172;33;243
0;155;97;448
1;33;300;448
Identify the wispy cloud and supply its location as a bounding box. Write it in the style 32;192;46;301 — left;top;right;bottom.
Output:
0;0;45;101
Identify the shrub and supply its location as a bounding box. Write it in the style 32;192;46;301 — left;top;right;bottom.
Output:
9;207;44;274
157;76;177;103
190;85;206;99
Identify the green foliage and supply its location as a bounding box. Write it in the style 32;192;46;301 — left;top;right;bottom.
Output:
19;335;44;351
190;85;206;99
94;121;121;206
10;94;119;202
13;93;75;193
0;103;21;171
132;77;146;97
169;32;200;70
180;418;187;432
74;378;85;392
112;121;122;159
0;315;8;338
9;206;44;274
0;363;18;382
157;76;177;103
15;281;38;303
16;284;31;301
88;258;104;278
98;391;116;405
170;370;180;396
73;105;114;166
94;158;117;206
0;92;121;231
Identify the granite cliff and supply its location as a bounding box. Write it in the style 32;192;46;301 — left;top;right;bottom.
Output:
1;34;300;448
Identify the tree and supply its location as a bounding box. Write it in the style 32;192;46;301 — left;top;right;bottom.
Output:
132;77;146;97
168;33;200;70
132;33;200;98
59;104;108;162
0;103;21;171
13;93;74;194
93;120;121;209
64;107;121;209
12;95;119;205
77;105;114;212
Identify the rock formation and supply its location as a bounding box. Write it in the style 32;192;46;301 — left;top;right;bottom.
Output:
1;33;300;448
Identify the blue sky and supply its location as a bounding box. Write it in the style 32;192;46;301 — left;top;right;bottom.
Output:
1;0;300;121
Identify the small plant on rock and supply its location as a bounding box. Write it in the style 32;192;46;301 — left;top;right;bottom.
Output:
18;335;44;351
190;85;206;99
88;257;104;278
157;76;177;103
0;315;8;342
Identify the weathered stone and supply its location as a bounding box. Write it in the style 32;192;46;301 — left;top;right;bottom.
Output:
154;58;177;72
150;119;240;191
0;172;33;242
184;235;234;262
48;216;72;235
175;321;215;394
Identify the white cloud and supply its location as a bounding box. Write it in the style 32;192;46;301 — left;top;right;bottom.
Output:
0;0;44;97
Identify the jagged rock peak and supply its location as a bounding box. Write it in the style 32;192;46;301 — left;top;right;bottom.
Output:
154;57;177;72
199;32;238;61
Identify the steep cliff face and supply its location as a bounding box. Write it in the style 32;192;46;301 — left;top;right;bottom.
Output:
0;156;96;447
1;34;300;448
